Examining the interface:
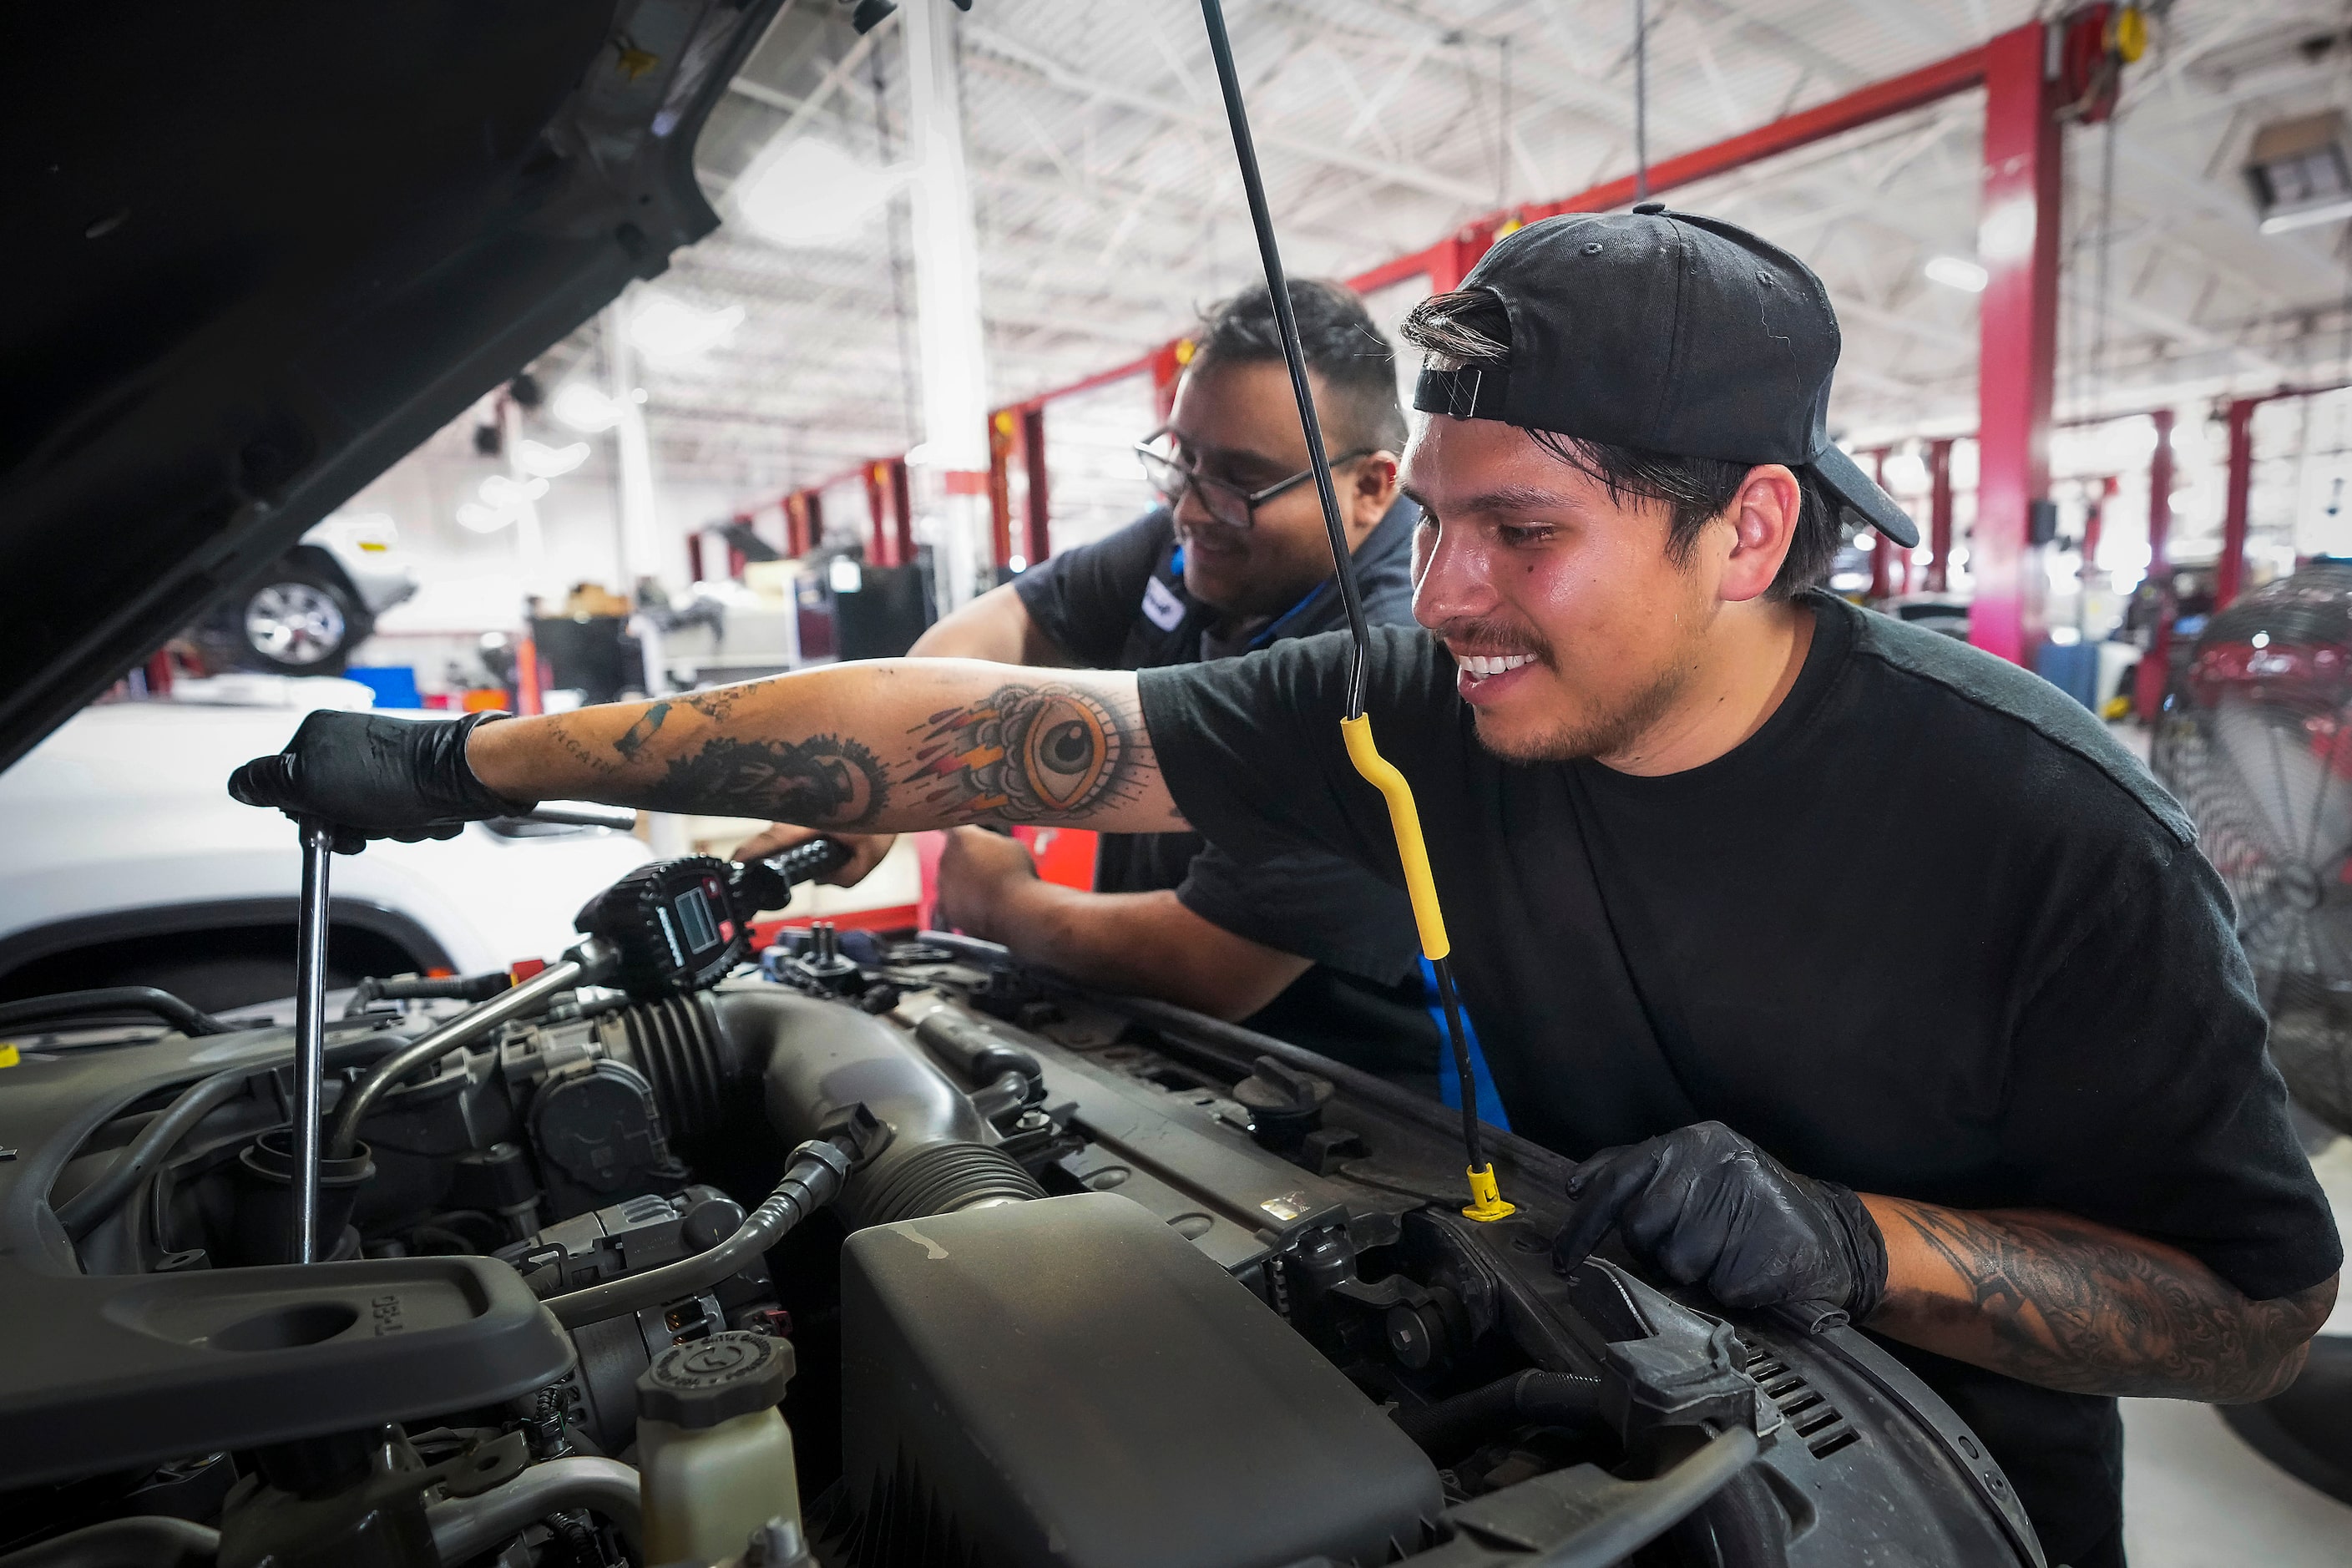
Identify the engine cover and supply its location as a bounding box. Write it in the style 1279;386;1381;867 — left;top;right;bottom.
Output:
822;1191;1443;1568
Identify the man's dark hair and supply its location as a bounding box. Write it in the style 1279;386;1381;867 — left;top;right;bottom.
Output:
1190;279;1409;455
1399;288;1844;599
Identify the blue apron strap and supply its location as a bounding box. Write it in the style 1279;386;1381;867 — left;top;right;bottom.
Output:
1247;579;1333;650
1419;957;1510;1130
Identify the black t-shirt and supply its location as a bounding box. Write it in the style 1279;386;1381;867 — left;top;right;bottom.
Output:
1012;501;1442;1070
1138;592;2341;1567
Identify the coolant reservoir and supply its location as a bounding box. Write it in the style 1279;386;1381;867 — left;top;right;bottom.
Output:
635;1331;802;1563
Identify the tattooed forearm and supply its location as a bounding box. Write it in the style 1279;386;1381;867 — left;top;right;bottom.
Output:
612;701;671;761
1867;1197;2335;1403
545;722;621;777
467;664;1186;834
905;682;1152;823
644;734;889;827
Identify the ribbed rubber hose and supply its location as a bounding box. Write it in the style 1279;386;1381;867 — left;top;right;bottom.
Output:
544;1141;850;1328
1390;1368;1605;1459
0;1517;218;1568
852;1140;1044;1229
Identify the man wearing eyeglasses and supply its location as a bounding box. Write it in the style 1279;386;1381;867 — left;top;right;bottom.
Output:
737;279;1455;1085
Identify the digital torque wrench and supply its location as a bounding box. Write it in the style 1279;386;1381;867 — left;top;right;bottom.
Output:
1196;0;1513;1223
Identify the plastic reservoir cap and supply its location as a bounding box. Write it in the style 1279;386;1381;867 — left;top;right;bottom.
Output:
636;1331;794;1429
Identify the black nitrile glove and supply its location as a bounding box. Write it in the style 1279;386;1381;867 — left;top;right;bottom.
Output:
227;710;534;853
1552;1120;1888;1322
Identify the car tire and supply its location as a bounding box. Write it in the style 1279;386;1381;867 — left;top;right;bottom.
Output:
229;561;372;675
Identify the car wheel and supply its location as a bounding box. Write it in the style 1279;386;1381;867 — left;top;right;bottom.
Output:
238;565;367;674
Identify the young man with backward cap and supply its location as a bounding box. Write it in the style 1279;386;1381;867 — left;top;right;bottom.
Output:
233;205;2340;1568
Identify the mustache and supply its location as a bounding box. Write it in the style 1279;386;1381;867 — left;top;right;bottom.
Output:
1426;615;1554;665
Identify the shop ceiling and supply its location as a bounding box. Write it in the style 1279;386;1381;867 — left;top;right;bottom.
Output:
529;0;2352;493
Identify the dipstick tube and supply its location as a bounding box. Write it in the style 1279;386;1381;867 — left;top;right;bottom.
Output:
1201;0;1511;1221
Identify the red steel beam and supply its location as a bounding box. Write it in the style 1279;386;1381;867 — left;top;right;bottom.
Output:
1524;49;1991;224
1970;20;2061;666
1019;405;1050;567
944;37;2000;473
1925;437;1955;592
2218;396;2256;609
987;411;1017;569
2146;409;2174;579
864;463;893;566
2134;410;2177;721
1868;448;1895;600
888;458;914;565
744;35;2001;559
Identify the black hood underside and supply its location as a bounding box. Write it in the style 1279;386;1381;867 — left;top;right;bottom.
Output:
1;0;786;771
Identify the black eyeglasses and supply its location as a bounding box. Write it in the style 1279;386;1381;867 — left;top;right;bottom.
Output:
1133;427;1372;532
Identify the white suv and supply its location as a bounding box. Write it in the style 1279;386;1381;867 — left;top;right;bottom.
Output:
195;513;421;675
0;683;648;1011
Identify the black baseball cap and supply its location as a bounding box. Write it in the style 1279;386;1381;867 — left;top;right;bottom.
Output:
1411;204;1919;549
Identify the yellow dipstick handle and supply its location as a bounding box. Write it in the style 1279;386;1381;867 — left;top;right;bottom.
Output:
1343;713;1515;1222
1340;714;1450;962
1465;1164;1517;1222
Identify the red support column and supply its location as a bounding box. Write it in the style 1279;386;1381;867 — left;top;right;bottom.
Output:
1868;448;1895;601
986;411;1017;570
2133;409;2177;720
2218;397;2256;609
1427;226;1500;291
1019;405;1050;567
888;458;914;564
513;637;542;717
1971;21;2061;666
2081;476;2115;584
783;493;809;557
865;463;893;565
1150;340;1191;423
1925;438;1955;592
805;492;825;554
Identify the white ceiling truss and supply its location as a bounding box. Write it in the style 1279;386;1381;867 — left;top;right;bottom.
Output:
520;0;2352;503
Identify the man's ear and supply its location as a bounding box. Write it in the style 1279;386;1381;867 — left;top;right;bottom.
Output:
1348;451;1401;539
1717;464;1803;604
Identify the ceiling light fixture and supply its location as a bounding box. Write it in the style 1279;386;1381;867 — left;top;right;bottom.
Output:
2245;111;2352;234
516;438;592;478
627;291;745;367
1924;255;1989;293
551;382;625;433
458;473;551;534
1883;450;1930;493
736;137;906;247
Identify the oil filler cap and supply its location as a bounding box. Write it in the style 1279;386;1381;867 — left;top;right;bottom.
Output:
635;1331;794;1429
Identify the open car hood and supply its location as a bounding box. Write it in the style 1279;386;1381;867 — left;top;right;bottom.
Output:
1;0;785;772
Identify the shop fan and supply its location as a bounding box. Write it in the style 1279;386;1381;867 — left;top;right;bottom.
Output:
2151;559;2352;1135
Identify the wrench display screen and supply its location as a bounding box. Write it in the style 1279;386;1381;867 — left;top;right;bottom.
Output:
671;887;722;953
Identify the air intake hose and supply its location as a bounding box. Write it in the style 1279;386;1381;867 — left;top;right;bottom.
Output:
704;989;1043;1231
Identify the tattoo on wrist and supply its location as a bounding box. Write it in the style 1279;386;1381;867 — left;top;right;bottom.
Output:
645;734;890;827
1882;1200;2329;1402
908;682;1148;823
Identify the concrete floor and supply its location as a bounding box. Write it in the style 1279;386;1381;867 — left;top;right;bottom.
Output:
2118;1136;2352;1566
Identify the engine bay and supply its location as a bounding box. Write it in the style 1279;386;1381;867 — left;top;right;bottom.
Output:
0;863;2048;1568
